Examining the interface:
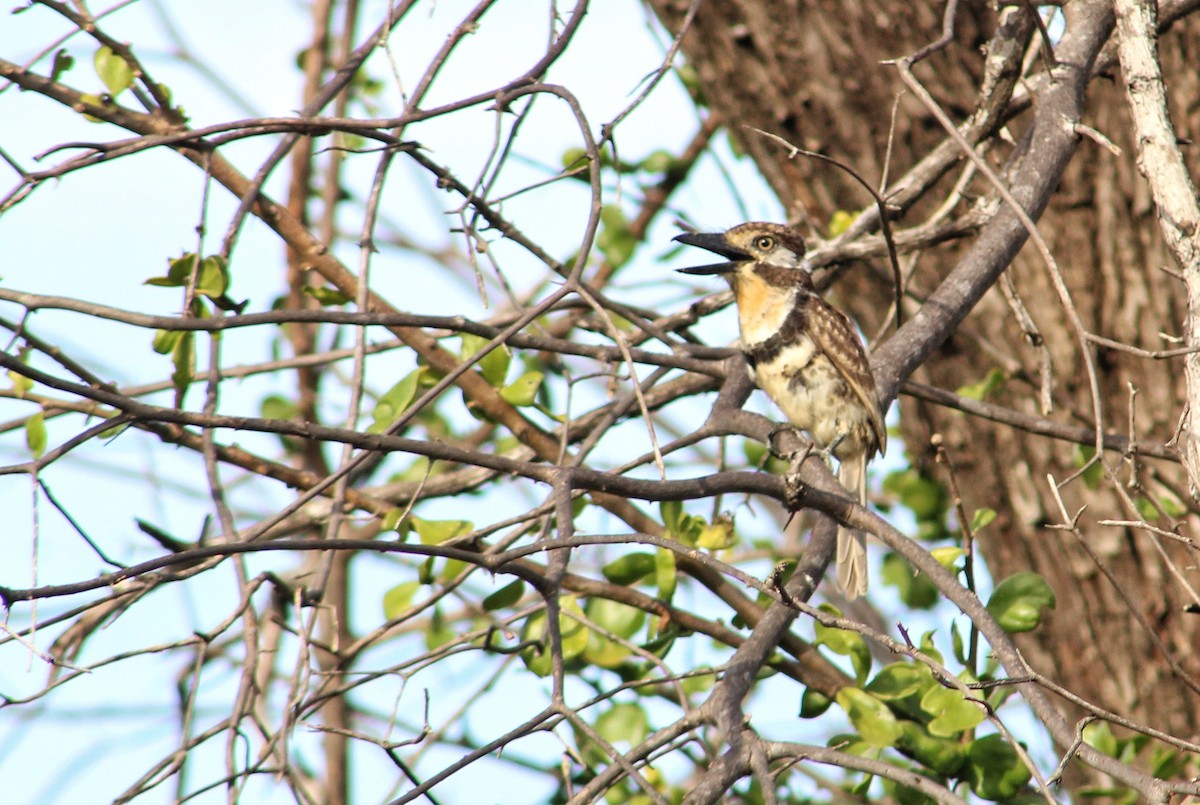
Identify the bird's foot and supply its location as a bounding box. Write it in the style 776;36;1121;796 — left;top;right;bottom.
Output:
782;449;813;511
816;433;847;469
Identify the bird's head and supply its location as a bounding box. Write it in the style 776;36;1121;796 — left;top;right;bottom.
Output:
673;222;807;277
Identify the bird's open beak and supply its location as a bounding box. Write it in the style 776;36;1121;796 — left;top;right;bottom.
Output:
673;232;750;275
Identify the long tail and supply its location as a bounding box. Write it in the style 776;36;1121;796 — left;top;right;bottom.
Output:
836;451;869;599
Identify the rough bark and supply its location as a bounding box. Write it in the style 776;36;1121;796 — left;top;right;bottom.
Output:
649;0;1200;786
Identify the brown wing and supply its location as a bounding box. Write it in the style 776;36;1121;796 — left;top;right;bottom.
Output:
807;295;887;456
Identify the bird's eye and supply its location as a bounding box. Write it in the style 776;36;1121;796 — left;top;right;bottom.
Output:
754;236;775;250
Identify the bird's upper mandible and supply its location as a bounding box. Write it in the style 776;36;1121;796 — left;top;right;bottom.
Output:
673;222;809;274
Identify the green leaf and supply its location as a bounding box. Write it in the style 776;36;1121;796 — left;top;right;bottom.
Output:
921;684;985;737
409;515;473;545
79;93;107;123
382;580;420;620
368;369;423;434
595;703;649;745
659;500;683;533
987;571;1056;633
195;255;228;299
695;514;736;550
25;410;46;458
94;45;134;96
956;368;1005;401
814;605;871;684
498;371;543;407
639;149;675;174
969;507;998;533
380;509;405;533
482;580;525;611
560;147;589;171
260;394;299;421
596;204;636;269
865;663;929;701
963;734;1032;800
8;351;34;397
835;688;903;747
1083;721;1119;757
587;597;645;639
895;721;966;776
152;328;182;355
601;552;656;585
929;546;964;571
883;468;949;540
799;687;833;718
302;285;351;306
880;553;940;609
171;331;194;395
425;605;456;650
655;547;676;602
1073;444;1104;490
461;333;511;387
828;210;858;237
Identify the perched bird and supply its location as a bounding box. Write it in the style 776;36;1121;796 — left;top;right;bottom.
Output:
674;222;886;598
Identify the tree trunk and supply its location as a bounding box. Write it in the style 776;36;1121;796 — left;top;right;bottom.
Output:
649;0;1200;785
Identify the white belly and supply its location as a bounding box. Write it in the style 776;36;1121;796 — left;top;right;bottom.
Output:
752;338;875;456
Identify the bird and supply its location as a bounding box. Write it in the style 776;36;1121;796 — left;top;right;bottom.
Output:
674;222;886;599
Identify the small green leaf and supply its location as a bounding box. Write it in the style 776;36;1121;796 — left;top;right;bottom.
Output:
836;687;903;747
26;410;47;458
368;369;423;434
195;255;229;299
921;684;985;737
1073;444;1104;490
987;571;1056;633
482;580;525;611
382;580;420;619
461;332;511;387
410;515;473;545
929;546;964;571
260;394;299;421
799;687;833;718
1083;721;1119;757
8;362;33;397
152;328;182;355
956;368;1005;401
380;509;405;533
560;147;589;171
596;204;636;269
655;547;677;602
969;507;997;533
660;500;683;533
895;721;966;776
595;703;649;745
171;331;194;395
425;605;456;650
963;734;1032;800
865;663;929;701
640;149;676;174
880;553;940;609
498;371;543;406
302;285;351;306
828;210;858;237
94;45;135;96
79;93;107;122
695;514;736;550
814;605;871;684
602;552;656;585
